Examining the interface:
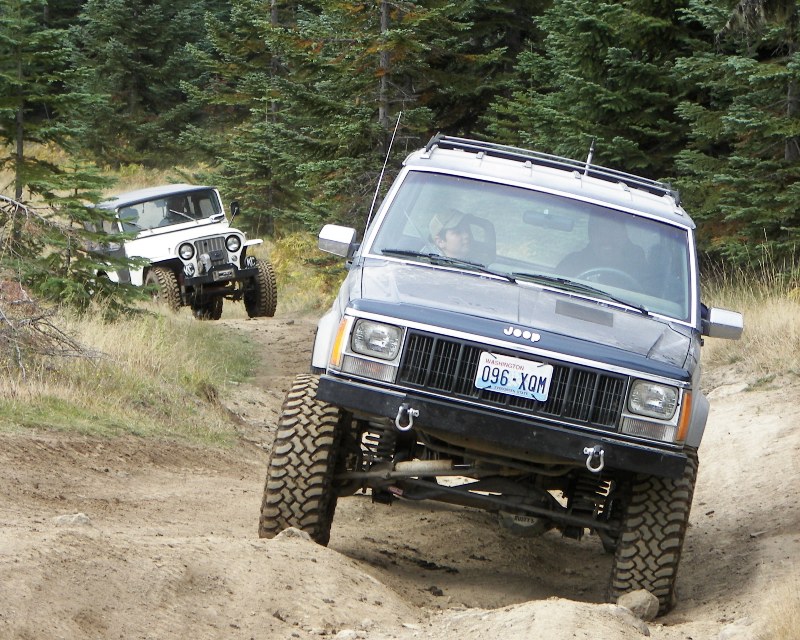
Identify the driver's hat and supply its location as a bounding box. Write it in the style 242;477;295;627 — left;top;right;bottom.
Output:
429;209;466;239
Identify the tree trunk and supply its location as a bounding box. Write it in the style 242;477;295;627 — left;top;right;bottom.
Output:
786;79;799;162
378;0;390;137
785;7;800;161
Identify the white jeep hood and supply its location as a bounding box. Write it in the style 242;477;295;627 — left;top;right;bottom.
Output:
125;219;231;262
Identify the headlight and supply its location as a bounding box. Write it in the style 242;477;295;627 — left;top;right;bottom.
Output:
178;243;195;260
351;320;402;360
226;235;242;252
628;380;678;420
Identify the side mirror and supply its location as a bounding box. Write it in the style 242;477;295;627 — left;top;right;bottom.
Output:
319;224;358;258
229;201;240;221
701;307;744;340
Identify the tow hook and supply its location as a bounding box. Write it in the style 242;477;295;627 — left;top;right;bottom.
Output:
583;445;605;473
394;403;419;432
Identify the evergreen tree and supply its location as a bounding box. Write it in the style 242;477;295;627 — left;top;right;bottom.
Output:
67;0;221;167
484;0;693;178
425;0;542;135
199;0;513;236
0;0;143;312
0;0;69;201
673;0;800;266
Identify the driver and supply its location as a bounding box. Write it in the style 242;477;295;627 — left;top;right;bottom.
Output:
557;214;645;284
429;208;472;260
163;196;191;224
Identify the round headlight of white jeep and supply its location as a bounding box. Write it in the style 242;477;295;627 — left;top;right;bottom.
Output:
628;380;678;420
352;320;402;360
178;243;195;260
226;235;242;252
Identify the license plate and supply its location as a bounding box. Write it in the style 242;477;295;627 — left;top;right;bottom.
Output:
213;268;234;281
475;352;553;402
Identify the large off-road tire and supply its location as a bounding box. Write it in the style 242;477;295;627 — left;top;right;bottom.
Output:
258;374;343;545
144;267;181;312
608;449;699;615
244;258;277;318
192;297;223;320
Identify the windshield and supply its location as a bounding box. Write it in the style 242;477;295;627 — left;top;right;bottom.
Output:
368;171;693;321
117;189;223;231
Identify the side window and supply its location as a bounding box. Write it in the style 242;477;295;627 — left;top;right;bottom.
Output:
196;197;215;218
118;206;140;232
102;219;119;234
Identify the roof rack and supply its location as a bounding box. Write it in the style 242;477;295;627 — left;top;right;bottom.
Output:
425;135;680;205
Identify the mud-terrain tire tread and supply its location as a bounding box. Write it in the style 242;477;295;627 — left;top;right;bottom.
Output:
608;449;699;615
244;259;278;318
258;374;342;545
145;267;181;312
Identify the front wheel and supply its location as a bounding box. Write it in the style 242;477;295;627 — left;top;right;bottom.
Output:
258;374;344;545
607;449;699;615
244;258;278;318
144;267;181;312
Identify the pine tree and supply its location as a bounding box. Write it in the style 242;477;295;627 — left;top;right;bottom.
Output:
484;0;693;178
67;0;219;167
198;0;514;235
673;0;800;266
0;0;143;312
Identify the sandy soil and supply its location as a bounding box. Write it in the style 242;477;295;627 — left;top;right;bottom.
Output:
0;314;798;639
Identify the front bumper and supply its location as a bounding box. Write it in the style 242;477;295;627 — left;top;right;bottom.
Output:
184;264;258;287
317;375;687;479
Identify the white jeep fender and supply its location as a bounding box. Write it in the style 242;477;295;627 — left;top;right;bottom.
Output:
130;266;145;286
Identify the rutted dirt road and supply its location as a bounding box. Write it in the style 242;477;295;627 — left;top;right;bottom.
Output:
0;314;798;639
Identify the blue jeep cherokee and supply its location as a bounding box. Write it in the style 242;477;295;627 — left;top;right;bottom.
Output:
258;136;743;614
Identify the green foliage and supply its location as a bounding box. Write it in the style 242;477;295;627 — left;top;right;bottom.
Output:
4;0;800;288
484;0;690;178
0;176;147;314
66;0;223;167
196;0;522;236
674;1;800;266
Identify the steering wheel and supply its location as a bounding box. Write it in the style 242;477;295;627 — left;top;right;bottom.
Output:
577;267;639;290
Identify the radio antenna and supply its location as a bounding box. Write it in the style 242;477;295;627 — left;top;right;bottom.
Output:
366;111;403;228
583;137;596;175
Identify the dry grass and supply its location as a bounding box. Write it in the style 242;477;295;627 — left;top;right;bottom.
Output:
758;579;800;639
0;304;256;444
700;262;800;382
0;143;210;202
266;231;345;315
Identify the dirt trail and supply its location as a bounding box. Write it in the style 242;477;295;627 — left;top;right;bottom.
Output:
0;314;797;639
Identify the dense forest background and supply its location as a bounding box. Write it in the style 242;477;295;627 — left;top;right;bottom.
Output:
1;0;799;307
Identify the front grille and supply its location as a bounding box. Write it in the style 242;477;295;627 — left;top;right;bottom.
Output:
397;331;627;430
194;236;227;266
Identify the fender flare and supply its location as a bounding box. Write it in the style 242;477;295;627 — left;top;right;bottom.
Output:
311;308;341;371
684;391;709;449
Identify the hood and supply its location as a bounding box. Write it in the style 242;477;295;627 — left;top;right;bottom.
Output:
358;259;694;368
124;220;234;262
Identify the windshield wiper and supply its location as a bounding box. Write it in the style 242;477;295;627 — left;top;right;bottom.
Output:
512;272;650;316
168;208;194;221
381;248;517;282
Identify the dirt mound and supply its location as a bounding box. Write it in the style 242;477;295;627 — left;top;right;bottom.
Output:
0;315;797;639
